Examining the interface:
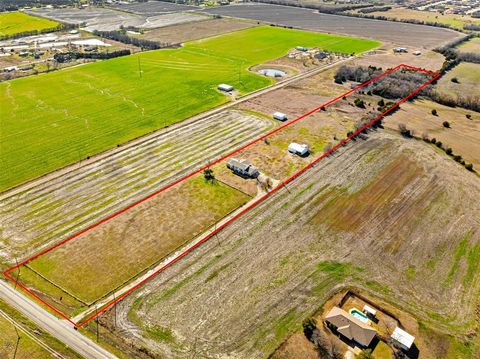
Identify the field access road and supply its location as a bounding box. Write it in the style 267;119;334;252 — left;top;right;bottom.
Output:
0;280;117;359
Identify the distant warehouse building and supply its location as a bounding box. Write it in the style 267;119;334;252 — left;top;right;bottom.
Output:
218;83;234;92
227;158;259;178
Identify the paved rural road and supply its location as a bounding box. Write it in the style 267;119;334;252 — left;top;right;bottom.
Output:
0;280;117;359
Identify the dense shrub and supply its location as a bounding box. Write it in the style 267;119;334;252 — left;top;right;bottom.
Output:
93;30;172;50
54;49;130;63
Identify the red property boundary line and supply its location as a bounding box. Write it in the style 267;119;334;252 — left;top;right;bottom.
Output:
3;64;441;328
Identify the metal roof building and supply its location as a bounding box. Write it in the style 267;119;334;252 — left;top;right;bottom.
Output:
391;327;415;351
218;83;234;92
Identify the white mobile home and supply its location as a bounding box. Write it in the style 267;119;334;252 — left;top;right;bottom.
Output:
273;112;288;121
218;83;234;92
288;143;309;156
391;327;415;351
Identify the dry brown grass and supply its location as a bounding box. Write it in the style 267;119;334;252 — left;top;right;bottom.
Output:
27;175;250;304
384;98;480;169
141;18;256;44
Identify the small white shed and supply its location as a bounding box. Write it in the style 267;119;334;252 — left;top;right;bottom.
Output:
218;83;234;92
363;305;377;317
273;112;288;121
288;143;309;156
391;327;415;351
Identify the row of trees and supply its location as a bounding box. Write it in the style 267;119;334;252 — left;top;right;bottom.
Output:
92;30;172;51
0;0;78;11
53;49;130;63
334;65;431;100
334;65;382;84
250;0;372;14
358;6;392;14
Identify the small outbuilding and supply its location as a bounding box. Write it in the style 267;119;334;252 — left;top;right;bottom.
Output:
288;142;309;156
413;50;422;56
296;46;308;52
218;83;234;92
393;47;408;53
391;327;415;351
3;66;18;72
363;305;377;318
227;158;259;178
273;112;288;121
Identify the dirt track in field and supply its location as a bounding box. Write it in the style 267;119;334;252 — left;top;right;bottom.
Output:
108;131;480;359
141;18;256;44
0;111;271;264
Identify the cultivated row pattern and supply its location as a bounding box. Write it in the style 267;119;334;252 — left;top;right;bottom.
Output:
0;110;271;261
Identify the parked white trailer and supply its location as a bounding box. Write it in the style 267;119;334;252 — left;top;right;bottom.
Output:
218;83;234;92
273;112;288;121
288;142;309;156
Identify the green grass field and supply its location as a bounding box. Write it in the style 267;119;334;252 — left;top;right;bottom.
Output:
0;11;60;37
0;26;379;191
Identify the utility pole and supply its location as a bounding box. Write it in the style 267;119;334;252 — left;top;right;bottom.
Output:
14;258;20;290
13;325;20;359
113;293;117;329
138;57;142;79
95;306;99;342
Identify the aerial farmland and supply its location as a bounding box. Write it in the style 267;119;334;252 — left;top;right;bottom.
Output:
0;1;479;359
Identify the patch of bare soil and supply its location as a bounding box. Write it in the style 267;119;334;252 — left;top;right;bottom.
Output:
351;47;445;72
141;18;256;44
104;131;480;358
237;68;348;119
270;332;318;359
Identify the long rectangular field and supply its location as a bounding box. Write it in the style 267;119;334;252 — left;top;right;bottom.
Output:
3;65;439;327
0;26;380;192
0;11;60;37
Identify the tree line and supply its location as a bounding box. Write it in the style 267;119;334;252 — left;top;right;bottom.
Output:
53;49;130;63
0;0;107;11
249;0;372;14
335;62;480;113
92;30;175;51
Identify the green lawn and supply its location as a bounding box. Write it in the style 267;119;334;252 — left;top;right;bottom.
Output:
0;26;380;191
0;11;60;37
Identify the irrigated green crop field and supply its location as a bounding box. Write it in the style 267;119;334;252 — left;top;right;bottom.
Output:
0;26;379;191
0;11;60;37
